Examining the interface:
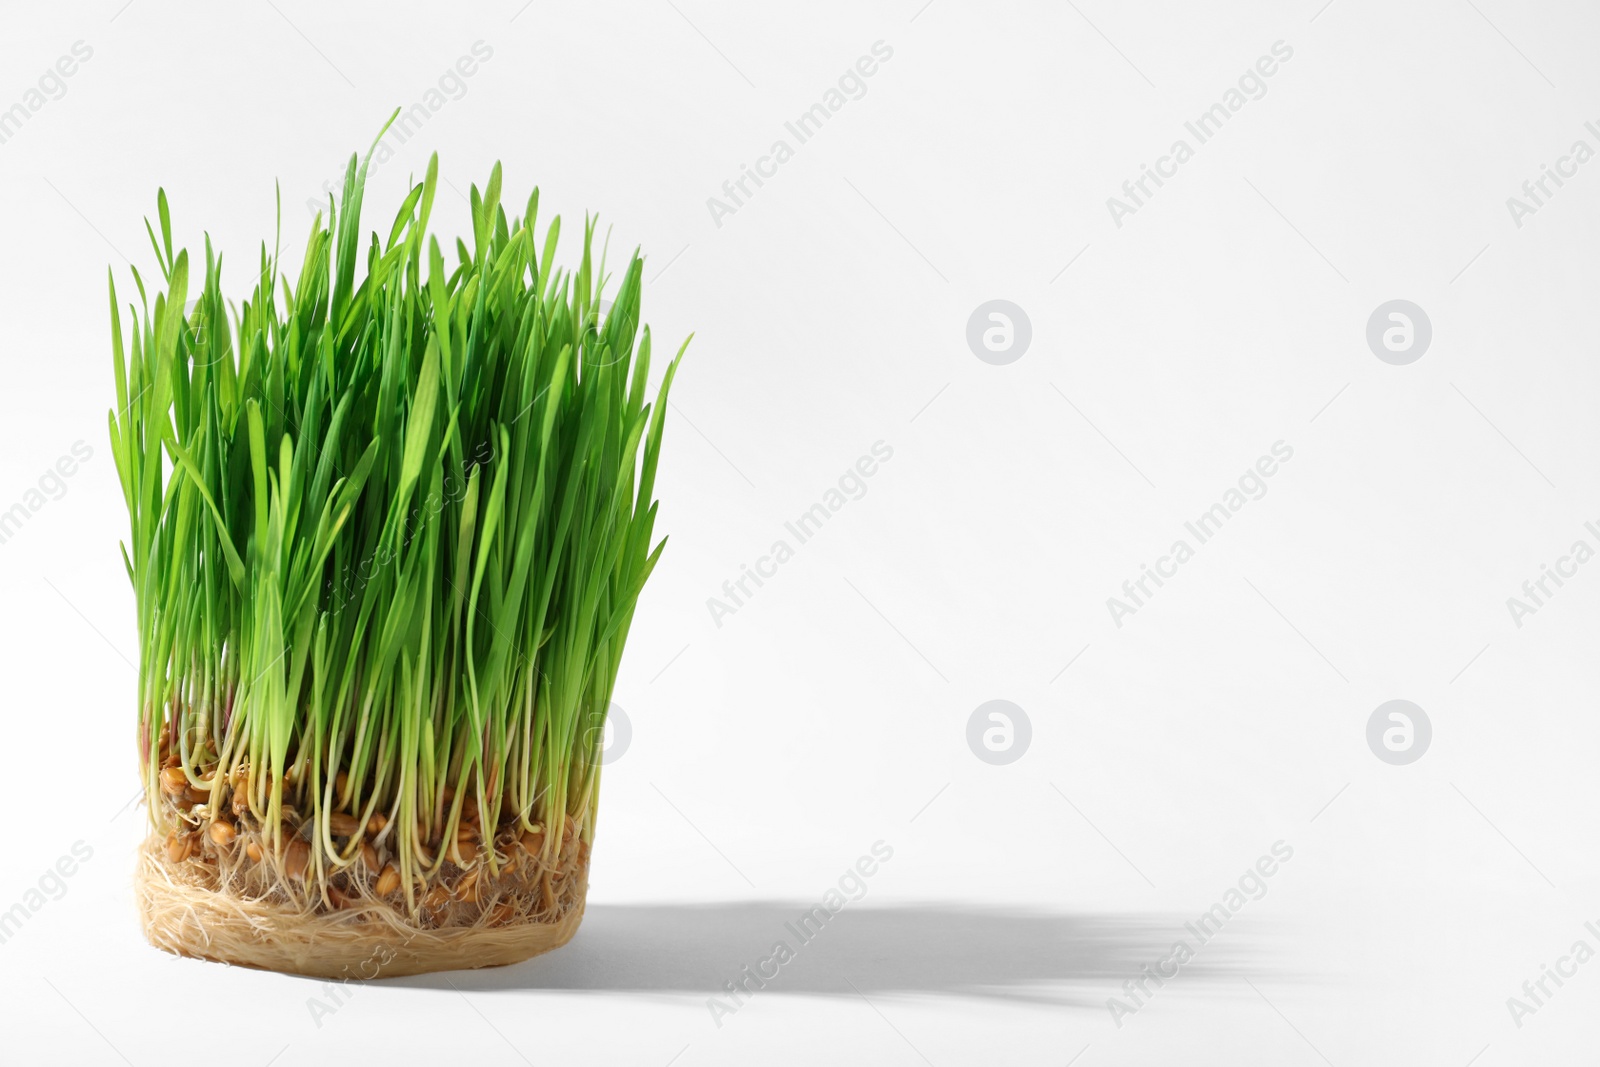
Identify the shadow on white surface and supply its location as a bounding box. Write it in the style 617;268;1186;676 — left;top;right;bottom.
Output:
392;903;1278;1005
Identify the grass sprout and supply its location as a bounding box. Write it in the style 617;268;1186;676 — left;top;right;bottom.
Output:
109;121;685;913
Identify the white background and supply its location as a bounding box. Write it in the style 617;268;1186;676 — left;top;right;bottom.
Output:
2;1;1598;1064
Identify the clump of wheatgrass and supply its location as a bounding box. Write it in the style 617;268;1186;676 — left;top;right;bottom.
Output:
109;129;684;975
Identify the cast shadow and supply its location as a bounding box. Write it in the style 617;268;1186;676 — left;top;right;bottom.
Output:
395;902;1281;1005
